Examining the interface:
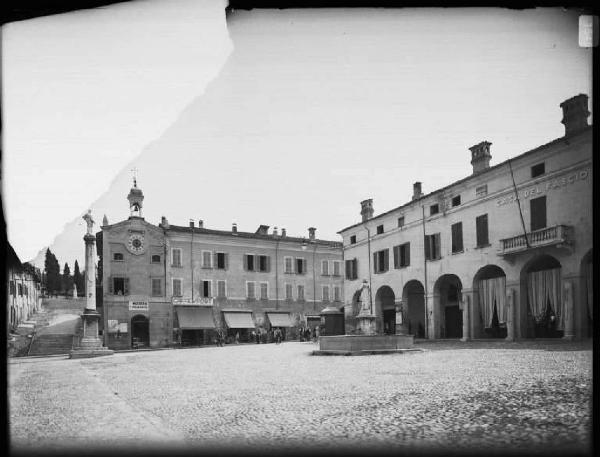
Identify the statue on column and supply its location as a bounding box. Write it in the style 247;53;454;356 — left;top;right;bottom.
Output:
358;280;372;315
83;209;95;235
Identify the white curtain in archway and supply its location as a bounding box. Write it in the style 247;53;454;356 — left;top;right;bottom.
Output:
586;263;593;319
527;268;562;328
478;276;506;327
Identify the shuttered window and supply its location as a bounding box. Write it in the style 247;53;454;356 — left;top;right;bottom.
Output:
215;252;228;270
246;282;256;299
151;278;162;296
322;285;330;302
530;196;547;231
334;286;341;302
476;214;489;247
171;249;182;267
258;255;269;272
332;261;341;276
284;257;293;273
451;222;463;253
345;258;358;280
321;260;329;275
296;258;307;275
201;280;211;298
202;251;212;268
297;285;305;301
393;243;410;268
112;277;129;295
425;233;441;260
172;279;182;297
285;283;293;300
217;280;227;298
373;249;389;274
260;282;269;300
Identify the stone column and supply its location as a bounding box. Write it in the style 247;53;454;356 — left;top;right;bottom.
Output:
70;211;113;359
505;288;516;341
460;293;470;342
562;280;574;341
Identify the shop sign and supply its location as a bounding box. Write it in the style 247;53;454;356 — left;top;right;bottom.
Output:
129;300;149;311
172;297;213;306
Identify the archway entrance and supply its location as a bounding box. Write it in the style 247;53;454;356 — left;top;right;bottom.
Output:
521;255;563;338
581;250;593;338
434;275;462;338
131;314;150;348
375;285;396;334
473;265;507;338
402;280;425;338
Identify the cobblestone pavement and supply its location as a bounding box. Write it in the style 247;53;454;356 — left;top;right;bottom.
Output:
9;340;592;455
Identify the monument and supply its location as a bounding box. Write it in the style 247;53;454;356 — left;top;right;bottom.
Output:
70;210;114;359
314;279;417;356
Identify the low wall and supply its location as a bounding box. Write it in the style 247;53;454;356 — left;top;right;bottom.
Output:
319;334;414;352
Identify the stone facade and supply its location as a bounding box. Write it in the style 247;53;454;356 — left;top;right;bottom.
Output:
7;242;43;331
339;94;593;341
99;191;343;349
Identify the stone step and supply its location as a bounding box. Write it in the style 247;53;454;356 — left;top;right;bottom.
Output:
28;334;75;355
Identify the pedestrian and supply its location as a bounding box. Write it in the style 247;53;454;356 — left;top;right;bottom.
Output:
235;331;240;344
251;330;256;343
314;326;320;342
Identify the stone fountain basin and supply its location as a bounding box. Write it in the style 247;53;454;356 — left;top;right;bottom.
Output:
313;334;419;356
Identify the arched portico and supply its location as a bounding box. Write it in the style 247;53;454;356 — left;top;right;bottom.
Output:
402;280;426;338
473;265;507;338
520;254;563;338
433;274;462;338
375;285;396;334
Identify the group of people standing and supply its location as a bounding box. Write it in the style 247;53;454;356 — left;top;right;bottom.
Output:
249;328;284;344
299;326;319;342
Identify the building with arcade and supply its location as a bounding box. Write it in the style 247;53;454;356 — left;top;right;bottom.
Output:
338;94;593;341
97;181;343;349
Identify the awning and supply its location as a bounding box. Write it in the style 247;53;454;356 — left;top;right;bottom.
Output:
223;311;255;329
267;312;293;327
175;306;216;329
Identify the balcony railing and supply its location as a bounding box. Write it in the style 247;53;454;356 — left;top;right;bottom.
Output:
498;225;572;256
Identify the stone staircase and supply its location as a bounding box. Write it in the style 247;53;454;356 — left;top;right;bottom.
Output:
28;334;75;356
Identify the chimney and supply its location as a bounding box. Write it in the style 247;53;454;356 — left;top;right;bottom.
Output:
189;220;195;228
308;227;316;240
198;220;204;228
232;222;237;233
281;228;287;237
102;214;109;226
273;226;278;236
360;199;374;222
160;216;169;229
560;94;590;137
469;141;492;174
255;224;270;235
412;182;423;201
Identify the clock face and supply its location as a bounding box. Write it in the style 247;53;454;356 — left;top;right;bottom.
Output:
127;233;145;255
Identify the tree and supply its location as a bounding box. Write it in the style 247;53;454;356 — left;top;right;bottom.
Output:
44;248;61;296
73;260;83;297
62;262;73;295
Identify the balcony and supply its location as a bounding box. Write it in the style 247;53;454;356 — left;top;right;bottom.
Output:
498;225;573;256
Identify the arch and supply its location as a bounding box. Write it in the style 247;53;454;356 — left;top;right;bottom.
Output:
402;280;426;338
375;285;396;334
433;274;463;338
131;314;150;348
472;265;507;338
520;254;563;338
580;249;593;338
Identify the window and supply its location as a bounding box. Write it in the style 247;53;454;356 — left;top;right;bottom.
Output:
113;253;124;261
9;280;15;296
333;285;341;302
397;216;405;228
531;162;545;178
296;258;306;275
285;283;293;300
151;254;161;263
297;285;305;301
215;252;227;269
345;258;358;280
258;255;269;272
530;196;547;231
373;249;389;274
151;278;162;297
202;251;212;268
425;233;441;260
332;261;341;276
430;204;439;216
376;224;384;234
260;282;269;300
476;214;489;247
451;195;461;207
112;277;129;295
172;278;182;297
18;283;23;296
201;280;212;298
475;184;488;197
350;235;357;245
171;248;182;267
284;257;293;273
393;243;410;268
217;280;227;298
245;254;255;271
246;282;256;299
322;285;330;302
451;222;464;253
321;260;329;275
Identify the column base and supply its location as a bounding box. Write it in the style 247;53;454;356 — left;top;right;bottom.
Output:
460;337;470;342
562;334;575;341
69;347;114;359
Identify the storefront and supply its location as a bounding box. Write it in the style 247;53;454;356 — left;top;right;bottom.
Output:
222;309;255;342
265;311;294;340
174;305;216;346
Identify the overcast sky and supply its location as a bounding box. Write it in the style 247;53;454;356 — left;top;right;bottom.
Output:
3;4;592;265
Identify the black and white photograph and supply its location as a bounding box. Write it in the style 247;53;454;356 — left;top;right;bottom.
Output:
3;1;595;456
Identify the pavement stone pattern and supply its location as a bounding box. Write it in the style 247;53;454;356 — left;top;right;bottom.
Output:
9;340;592;455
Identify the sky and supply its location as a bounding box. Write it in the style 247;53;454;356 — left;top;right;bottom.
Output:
2;4;593;268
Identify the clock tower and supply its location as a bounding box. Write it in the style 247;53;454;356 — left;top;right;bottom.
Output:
127;175;144;219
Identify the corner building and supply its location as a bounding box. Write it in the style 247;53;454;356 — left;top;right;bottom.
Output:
98;182;343;349
339;94;593;341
